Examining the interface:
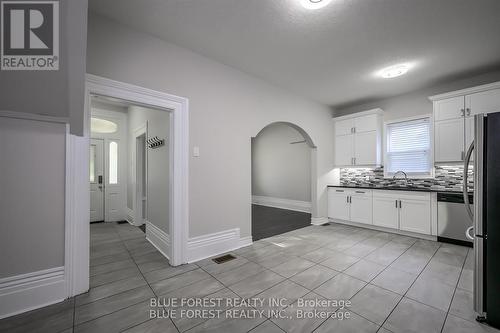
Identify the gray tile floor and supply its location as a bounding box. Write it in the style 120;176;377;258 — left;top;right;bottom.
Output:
1;222;499;333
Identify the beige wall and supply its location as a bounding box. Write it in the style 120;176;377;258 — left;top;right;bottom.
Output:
252;123;312;202
87;13;337;238
0;118;66;278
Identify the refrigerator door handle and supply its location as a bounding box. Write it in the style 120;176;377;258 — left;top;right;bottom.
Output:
463;141;474;220
466;226;475;240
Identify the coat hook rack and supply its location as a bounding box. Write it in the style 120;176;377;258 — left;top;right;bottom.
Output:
147;136;166;149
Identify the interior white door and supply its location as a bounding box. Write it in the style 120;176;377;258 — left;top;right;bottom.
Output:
90;139;104;222
434;118;465;162
105;140;121;222
334;134;354;166
399;198;431;235
354;131;378;165
327;188;350;220
349;190;373;224
372;195;399;229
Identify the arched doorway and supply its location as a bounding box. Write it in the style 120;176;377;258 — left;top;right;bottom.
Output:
251;122;317;240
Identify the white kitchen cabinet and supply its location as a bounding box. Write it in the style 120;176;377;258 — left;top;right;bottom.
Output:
335;118;355;136
350;190;373;224
354;131;378;165
399;197;431;234
434;96;465;121
431;82;500;163
354;114;379;133
372;195;399;229
328;188;350;221
328;188;373;225
334;135;354;166
466;88;500;116
465;116;474;153
333;109;383;167
372;190;431;235
434;118;465;162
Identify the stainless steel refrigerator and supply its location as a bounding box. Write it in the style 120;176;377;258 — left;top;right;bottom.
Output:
463;112;500;328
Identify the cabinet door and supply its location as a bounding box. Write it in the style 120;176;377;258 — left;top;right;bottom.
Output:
373;196;399;229
350;190;373;224
466;88;500;116
435;118;465;162
354;131;378;165
354;114;379;133
434;96;465;121
335;118;354;136
327;188;350;220
465;116;474;159
335;134;354;166
399;198;431;234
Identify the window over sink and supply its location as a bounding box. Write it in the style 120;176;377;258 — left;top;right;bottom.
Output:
385;117;433;178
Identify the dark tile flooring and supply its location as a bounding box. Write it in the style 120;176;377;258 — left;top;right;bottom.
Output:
252;204;311;241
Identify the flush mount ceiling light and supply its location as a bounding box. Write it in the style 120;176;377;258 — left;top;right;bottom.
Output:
377;63;414;79
299;0;333;10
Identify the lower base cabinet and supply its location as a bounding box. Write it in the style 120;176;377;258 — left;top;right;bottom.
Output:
372;195;399;229
329;188;432;236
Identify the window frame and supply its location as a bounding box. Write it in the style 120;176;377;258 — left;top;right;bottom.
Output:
383;114;434;179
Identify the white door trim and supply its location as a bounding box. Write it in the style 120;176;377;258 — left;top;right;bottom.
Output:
133;123;148;227
66;74;189;296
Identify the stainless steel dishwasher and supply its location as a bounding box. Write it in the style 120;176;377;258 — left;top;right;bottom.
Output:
437;192;473;247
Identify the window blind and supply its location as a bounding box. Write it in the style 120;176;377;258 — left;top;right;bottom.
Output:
386;118;432;176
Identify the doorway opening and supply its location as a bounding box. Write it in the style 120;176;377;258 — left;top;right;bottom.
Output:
88;94;173;272
251;122;317;240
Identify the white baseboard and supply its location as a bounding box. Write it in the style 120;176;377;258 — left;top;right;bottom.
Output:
187;228;252;263
252;195;311;213
146;221;171;260
239;236;253;249
311;217;329;226
330;218;438;241
0;267;66;319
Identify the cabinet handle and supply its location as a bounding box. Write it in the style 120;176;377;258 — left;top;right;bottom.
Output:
336;190;344;192
399;200;402;209
351;127;354;134
355;191;365;194
461;151;465;160
466;108;471;116
347;196;349;203
353;157;356;165
460;109;465;117
353;127;356;133
395;200;398;208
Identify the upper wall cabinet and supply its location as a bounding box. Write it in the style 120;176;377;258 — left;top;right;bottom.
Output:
333;109;383;167
430;82;500;163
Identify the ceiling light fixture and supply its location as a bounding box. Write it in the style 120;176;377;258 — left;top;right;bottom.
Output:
377;63;414;79
299;0;333;10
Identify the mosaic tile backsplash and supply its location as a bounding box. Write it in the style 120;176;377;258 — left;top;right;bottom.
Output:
340;165;474;192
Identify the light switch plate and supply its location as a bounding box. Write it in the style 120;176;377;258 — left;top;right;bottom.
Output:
193;146;200;157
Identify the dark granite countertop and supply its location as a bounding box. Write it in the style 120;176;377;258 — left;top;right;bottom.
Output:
327;184;469;194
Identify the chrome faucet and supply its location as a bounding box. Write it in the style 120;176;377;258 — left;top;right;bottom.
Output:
393;171;408;184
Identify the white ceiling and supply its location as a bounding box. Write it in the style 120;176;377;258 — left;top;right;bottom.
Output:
89;0;500;108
